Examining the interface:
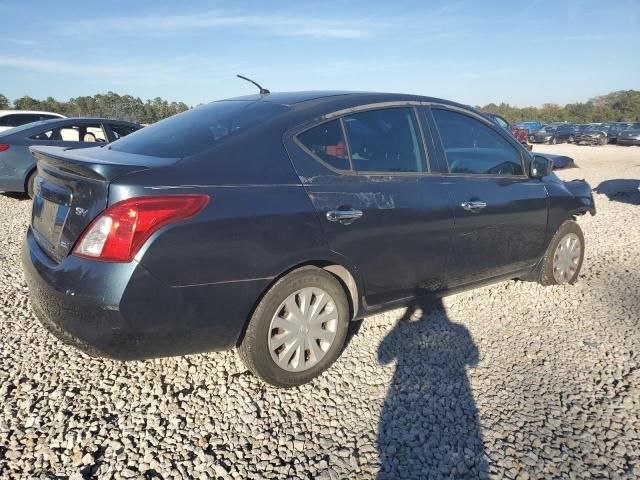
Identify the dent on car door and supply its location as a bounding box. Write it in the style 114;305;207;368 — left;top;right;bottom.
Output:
428;107;548;286
285;107;454;307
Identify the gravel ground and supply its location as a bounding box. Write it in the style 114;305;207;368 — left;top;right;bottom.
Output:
1;144;639;479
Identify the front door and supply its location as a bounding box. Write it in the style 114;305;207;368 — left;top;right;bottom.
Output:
427;107;548;285
287;107;454;306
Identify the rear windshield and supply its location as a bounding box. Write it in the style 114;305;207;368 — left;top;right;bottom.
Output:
109;100;290;158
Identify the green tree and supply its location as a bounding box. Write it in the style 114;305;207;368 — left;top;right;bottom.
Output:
0;94;10;109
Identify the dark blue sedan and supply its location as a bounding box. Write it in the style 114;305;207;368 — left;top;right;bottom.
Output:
0;117;140;197
21;92;595;387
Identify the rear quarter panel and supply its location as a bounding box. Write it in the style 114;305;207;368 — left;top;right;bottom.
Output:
0;144;35;191
108;126;338;288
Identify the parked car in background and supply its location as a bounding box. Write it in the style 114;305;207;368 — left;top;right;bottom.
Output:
21;91;595;387
515;121;543;134
0;110;66;133
530;123;576;144
608;122;635;144
573;124;592;136
0;117;141;197
617;123;640;146
485;112;531;149
574;124;610;145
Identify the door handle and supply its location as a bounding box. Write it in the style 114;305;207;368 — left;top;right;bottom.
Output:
326;208;363;225
461;201;487;213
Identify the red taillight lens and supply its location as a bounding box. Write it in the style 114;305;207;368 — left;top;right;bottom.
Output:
73;195;209;262
0;144;10;152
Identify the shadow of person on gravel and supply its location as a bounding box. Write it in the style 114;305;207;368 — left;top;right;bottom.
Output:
376;299;488;479
594;179;640;206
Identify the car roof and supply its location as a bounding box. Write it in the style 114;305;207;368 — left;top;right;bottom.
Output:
222;90;468;110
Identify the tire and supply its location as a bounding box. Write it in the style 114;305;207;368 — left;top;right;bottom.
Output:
539;220;585;286
600;137;607;146
238;266;350;387
551;137;557;145
26;170;37;199
568;135;574;144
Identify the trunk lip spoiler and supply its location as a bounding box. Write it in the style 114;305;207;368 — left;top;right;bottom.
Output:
30;145;179;183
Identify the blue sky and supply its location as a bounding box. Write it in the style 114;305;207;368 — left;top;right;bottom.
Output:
1;0;638;107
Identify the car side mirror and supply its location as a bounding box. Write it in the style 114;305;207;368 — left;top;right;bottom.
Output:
530;155;553;178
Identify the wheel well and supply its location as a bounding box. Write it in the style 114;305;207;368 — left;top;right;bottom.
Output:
235;261;361;347
24;167;37;192
280;261;359;320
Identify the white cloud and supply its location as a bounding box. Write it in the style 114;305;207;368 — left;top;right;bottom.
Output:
0;38;37;46
0;55;246;81
68;11;378;39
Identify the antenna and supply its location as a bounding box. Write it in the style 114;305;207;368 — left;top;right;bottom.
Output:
237;75;270;95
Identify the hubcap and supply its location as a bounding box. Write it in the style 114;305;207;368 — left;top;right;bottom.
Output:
552;233;581;284
268;287;338;372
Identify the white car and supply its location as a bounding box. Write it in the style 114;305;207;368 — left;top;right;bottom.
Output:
0;110;66;133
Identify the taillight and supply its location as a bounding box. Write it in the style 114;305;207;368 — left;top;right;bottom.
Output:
73;195;209;262
0;144;10;152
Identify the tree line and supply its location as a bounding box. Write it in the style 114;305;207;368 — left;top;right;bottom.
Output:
0;92;189;124
1;89;639;125
480;90;640;124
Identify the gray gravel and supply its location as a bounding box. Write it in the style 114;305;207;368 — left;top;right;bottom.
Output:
1;144;640;479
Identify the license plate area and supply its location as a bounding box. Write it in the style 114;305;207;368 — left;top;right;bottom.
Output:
31;177;72;253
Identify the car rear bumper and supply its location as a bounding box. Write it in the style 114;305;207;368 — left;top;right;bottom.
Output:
617;138;640;146
22;228;270;360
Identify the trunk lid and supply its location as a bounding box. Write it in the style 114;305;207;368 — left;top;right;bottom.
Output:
29;145;178;262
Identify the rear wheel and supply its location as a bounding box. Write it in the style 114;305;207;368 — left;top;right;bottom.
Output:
26;170;37;199
238;267;350;387
539;220;584;286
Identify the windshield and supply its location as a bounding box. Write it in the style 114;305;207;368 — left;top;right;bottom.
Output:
538;126;557;133
586;125;605;131
110;100;290;158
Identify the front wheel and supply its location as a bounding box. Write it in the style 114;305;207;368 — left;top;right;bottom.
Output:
568;135;574;144
238;266;350;387
539;220;585;286
551;137;557;145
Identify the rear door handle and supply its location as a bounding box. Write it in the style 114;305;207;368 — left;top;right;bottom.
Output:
326;208;363;225
461;201;487;213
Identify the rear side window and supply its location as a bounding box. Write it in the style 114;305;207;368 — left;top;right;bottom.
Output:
30;124;106;142
110;124;139;140
433;109;524;176
344;108;426;173
110;101;290;158
297;120;349;170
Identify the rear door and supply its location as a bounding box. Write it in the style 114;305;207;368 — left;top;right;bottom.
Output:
427;106;548;286
286;106;454;307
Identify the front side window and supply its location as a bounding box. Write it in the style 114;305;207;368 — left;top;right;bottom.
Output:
492;115;509;130
433;108;524;176
343;108;426;173
297;119;349;170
